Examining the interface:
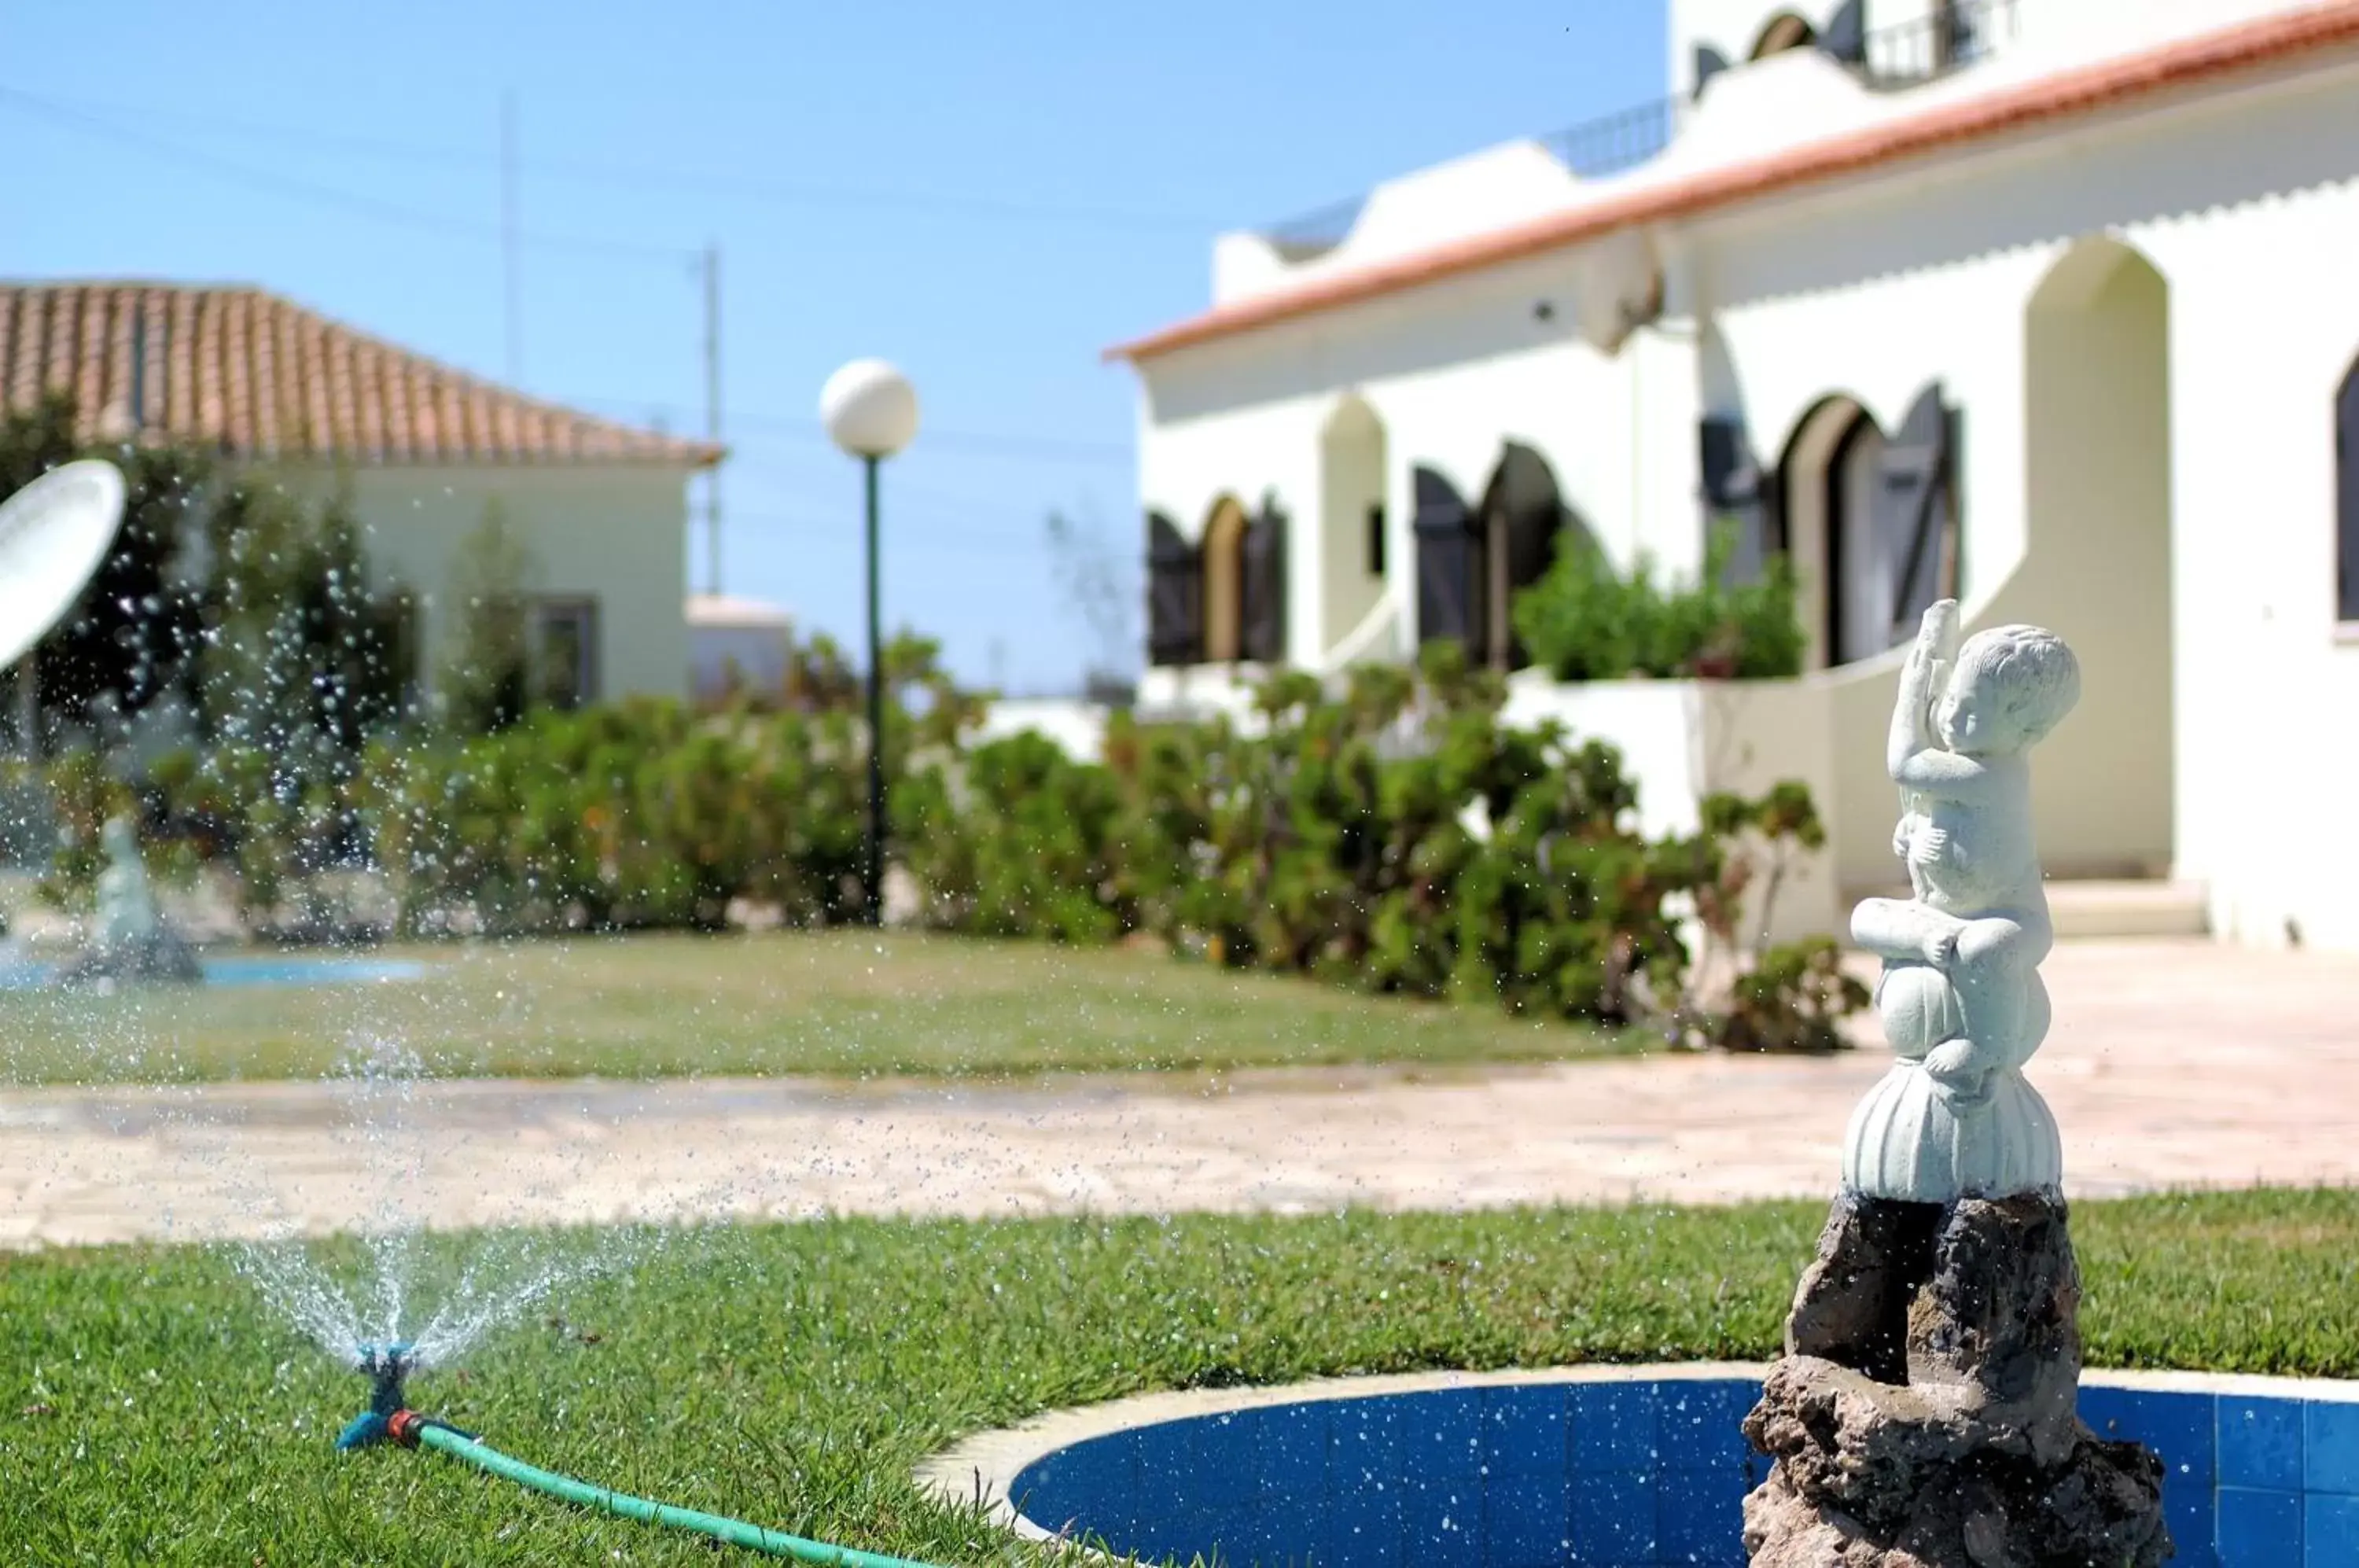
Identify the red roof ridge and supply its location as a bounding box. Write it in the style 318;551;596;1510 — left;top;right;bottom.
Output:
0;280;722;468
1109;1;2359;363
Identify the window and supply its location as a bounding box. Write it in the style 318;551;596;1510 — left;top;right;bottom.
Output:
531;596;600;710
1365;502;1386;577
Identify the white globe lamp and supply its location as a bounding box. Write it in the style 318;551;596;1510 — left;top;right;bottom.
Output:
819;359;918;459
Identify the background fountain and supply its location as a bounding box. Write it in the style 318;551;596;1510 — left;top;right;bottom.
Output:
54;815;203;986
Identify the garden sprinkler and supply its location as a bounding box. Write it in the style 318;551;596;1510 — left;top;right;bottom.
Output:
334;1342;458;1451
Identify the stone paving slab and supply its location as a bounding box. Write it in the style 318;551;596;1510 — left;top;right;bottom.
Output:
2;939;2354;1248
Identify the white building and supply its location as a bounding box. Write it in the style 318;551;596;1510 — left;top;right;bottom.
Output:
1109;0;2359;951
2;281;719;707
688;593;794;702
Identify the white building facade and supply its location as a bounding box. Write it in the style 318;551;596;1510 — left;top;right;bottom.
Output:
1111;0;2359;951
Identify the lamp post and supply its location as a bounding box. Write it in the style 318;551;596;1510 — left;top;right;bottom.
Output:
819;359;918;927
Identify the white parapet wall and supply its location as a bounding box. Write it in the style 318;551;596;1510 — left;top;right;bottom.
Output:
1501;671;1844;944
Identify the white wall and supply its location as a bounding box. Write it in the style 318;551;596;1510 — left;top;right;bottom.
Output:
269;462;694;701
1139;246;1677;668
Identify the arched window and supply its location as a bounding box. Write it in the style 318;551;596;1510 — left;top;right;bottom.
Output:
1201;496;1249;662
1778;385;1960;668
2339;359;2359;623
1750;10;1817;59
1478;443;1583;671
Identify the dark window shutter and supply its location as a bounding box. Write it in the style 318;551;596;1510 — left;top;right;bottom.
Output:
1412;466;1477;649
1701;415;1772;583
1241;500;1288;664
2339;364;2359;623
1692;43;1732;99
1144;510;1201;667
1820;0;1868;63
1874;385;1959;650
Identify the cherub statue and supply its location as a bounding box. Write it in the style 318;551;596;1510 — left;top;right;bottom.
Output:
1842;600;2081;1202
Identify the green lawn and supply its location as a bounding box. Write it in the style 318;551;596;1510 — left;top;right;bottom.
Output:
0;930;1640;1086
3;1192;2355;1563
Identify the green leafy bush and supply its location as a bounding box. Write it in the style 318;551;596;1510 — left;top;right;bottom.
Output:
1512;521;1804;681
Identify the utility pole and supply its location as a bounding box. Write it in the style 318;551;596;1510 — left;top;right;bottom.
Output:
501;91;522;384
702;241;723;595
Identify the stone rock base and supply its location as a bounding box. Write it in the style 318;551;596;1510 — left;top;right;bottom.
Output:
57;929;204;988
1742;1189;2170;1567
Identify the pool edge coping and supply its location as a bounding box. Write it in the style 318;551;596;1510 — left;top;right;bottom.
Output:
913;1362;2359;1548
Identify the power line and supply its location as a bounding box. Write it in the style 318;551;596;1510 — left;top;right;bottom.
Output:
0;81;1226;235
0;86;691;265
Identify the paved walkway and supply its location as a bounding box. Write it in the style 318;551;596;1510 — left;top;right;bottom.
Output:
4;939;2355;1247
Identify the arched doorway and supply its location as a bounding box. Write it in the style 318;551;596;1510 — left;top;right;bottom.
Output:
1477;444;1580;671
2022;237;2173;878
1319;397;1388;658
1201;495;1249;663
1777;387;1958;668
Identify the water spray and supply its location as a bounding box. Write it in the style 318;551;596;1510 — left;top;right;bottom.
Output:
337;1353;950;1566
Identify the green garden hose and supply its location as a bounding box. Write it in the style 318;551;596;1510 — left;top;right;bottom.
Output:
385;1409;953;1568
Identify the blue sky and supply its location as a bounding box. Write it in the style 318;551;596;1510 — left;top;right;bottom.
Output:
3;1;1665;695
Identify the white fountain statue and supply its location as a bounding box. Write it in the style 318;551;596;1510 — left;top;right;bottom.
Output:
1843;598;2079;1204
1742;600;2170;1567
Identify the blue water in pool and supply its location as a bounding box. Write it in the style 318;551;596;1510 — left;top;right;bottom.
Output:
0;952;428;990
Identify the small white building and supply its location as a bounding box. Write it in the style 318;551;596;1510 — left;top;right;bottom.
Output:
688;593;794;701
1109;0;2359;951
1;280;720;706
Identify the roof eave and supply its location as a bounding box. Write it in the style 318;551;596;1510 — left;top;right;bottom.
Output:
1106;0;2359;365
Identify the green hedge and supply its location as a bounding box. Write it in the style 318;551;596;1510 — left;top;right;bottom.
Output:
28;647;1859;1046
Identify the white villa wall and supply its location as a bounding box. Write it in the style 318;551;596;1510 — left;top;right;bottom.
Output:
1140;248;1661;666
1128;2;2359;949
270;463;693;701
1687;53;2359;940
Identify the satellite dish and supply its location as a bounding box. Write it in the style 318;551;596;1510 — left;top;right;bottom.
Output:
0;460;130;673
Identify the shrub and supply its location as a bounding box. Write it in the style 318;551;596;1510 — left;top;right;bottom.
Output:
1512;520;1805;681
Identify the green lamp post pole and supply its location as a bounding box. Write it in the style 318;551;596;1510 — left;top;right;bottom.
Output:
862;451;884;927
820;359;918;929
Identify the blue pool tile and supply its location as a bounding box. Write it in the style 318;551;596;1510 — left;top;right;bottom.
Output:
1183;1409;1271;1506
1654;1381;1757;1471
1657;1463;1751;1567
2221;1397;2306;1491
2307;1493;2359;1568
1570;1383;1660;1473
1569;1469;1656;1566
1482;1386;1570;1479
2306;1401;2359;1496
1013;1431;1135;1511
2168;1485;2221;1568
2089;1389;2217;1490
1257;1402;1334;1499
1323;1487;1404;1568
1485;1475;1571;1568
1331;1401;1403;1490
2217;1487;2302;1567
1402;1471;1485;1564
1401;1389;1485;1478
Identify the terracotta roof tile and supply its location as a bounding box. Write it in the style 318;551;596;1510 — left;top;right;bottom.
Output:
0;281;720;468
1110;0;2359;362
